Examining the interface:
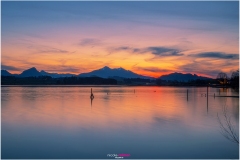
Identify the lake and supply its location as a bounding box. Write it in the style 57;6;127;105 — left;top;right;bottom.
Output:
1;86;239;159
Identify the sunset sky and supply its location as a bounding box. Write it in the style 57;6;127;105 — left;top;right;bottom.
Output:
1;1;239;78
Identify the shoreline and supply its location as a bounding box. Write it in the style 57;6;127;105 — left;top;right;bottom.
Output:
0;84;235;88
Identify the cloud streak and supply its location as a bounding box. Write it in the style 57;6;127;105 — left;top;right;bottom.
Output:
26;45;71;54
46;66;81;73
1;64;21;71
134;66;172;73
192;52;239;59
38;48;69;54
79;38;102;47
112;46;183;57
145;47;183;56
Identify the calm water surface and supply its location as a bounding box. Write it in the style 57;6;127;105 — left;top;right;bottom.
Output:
1;86;239;159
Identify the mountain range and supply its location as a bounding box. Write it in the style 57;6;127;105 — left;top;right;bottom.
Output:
78;66;153;79
159;72;211;82
40;70;76;78
1;70;12;76
1;66;211;81
11;67;76;78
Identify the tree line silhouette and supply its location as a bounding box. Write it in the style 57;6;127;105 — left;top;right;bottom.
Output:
1;76;118;85
1;76;152;85
1;70;239;88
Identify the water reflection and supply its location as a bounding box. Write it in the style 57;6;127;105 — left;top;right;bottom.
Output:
1;86;239;159
90;96;93;107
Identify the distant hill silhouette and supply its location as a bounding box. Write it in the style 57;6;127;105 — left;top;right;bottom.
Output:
19;67;42;77
1;70;12;76
1;67;77;78
40;70;76;78
159;72;211;82
79;66;153;79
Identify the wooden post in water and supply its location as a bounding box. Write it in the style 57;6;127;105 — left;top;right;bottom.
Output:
90;88;94;99
219;89;220;95
214;93;215;98
207;86;209;112
90;88;94;107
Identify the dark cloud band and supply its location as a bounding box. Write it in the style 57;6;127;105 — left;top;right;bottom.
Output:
193;52;239;59
112;46;183;57
1;64;21;71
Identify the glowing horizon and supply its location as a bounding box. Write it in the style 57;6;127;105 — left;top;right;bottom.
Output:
2;1;239;78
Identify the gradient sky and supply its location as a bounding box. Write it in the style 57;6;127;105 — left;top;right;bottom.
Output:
1;1;239;78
